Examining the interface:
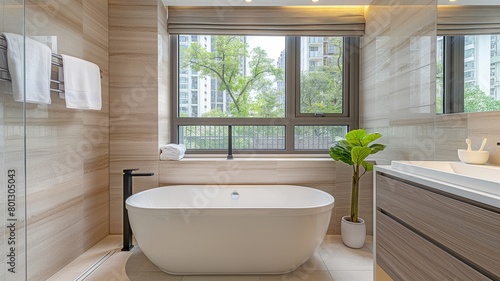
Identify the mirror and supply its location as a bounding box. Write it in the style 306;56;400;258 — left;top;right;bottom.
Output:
436;4;500;114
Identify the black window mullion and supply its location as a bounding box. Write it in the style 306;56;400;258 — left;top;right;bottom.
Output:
345;37;359;129
444;36;465;114
285;36;298;153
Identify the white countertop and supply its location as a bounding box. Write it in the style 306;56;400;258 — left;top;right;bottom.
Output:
375;163;500;209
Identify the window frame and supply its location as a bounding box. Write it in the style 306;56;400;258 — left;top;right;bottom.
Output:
170;35;359;154
441;35;465;114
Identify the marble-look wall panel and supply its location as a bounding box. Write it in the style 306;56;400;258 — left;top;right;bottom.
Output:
465;112;500;164
109;0;160;162
17;0;110;280
360;0;437;163
158;3;170;146
435;112;500;164
433;113;468;161
108;0;169;235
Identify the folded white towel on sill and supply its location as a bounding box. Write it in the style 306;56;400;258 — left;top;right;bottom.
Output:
3;33;52;104
60;54;101;110
160;144;186;161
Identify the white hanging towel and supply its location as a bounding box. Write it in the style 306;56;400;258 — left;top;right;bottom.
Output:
3;33;52;104
60;54;101;110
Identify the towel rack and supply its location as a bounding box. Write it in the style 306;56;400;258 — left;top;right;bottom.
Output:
0;35;64;94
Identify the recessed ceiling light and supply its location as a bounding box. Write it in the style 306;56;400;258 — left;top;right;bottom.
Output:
245;0;252;2
449;0;457;2
312;0;319;2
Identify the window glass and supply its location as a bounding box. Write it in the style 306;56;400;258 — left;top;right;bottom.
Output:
295;126;348;150
463;35;500;112
179;126;285;150
299;37;343;114
436;36;444;114
178;35;285;118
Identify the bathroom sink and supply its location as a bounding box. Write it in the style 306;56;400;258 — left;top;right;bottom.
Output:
391;161;500;196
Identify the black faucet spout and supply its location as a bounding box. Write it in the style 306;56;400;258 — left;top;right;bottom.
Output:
130;173;154;177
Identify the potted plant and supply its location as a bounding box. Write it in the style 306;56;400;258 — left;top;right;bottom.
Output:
329;129;386;248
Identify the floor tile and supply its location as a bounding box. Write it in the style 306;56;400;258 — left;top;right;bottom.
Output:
319;237;373;271
49;235;373;281
182;276;259;281
298;250;328;271
260;270;334;281
47;235;124;281
329;270;373;281
129;271;183;281
139;258;163;272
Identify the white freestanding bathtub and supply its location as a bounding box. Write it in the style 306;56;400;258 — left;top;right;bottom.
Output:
126;185;334;275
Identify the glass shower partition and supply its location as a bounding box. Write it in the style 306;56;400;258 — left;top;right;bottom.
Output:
1;1;27;281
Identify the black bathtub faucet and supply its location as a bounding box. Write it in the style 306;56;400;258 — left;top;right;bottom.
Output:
122;169;154;251
227;125;233;160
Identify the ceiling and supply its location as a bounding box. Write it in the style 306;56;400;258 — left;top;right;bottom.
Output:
164;0;498;6
164;0;372;6
438;0;500;4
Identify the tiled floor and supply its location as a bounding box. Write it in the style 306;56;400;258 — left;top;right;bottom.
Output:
48;235;373;281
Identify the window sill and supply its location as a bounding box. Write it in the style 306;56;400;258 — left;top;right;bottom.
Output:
160;154;333;162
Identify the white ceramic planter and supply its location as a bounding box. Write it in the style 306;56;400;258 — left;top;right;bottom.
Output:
341;216;366;249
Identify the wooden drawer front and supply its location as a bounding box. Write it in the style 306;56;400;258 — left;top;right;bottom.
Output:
377;174;500;278
377;211;491;281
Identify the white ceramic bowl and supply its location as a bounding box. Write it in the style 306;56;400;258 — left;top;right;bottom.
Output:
457;149;489;165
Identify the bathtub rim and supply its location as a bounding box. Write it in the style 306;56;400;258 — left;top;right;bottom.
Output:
126;184;335;216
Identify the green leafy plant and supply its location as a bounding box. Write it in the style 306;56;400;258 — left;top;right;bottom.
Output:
329;129;386;223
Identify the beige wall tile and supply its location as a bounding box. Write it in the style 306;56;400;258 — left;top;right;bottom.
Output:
109;0;162;162
465;111;500;164
158;4;171;146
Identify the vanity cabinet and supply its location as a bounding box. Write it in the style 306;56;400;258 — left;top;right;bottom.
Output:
376;172;500;281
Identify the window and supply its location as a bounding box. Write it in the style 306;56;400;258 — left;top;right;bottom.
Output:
308;61;317;71
465;71;474;79
191;106;198;114
438;35;500;114
191;76;198;89
190;91;198;104
326;42;337;54
301;37;343;115
172;35;359;153
309;46;320;57
464;61;474;70
465;48;474;58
